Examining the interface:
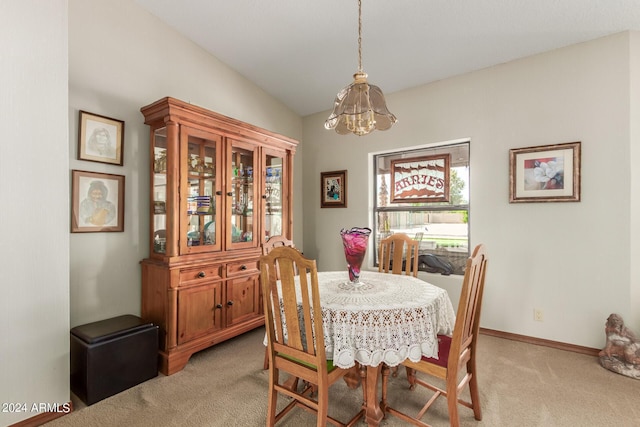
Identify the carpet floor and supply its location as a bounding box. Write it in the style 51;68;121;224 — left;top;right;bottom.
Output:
45;327;640;426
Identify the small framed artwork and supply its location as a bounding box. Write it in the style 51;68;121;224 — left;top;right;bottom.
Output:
509;141;581;203
71;170;125;232
391;154;450;203
77;110;125;165
321;170;347;208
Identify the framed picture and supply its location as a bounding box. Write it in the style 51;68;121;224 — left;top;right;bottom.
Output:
391;154;450;203
77;110;125;165
321;170;347;208
71;170;125;232
509;141;581;203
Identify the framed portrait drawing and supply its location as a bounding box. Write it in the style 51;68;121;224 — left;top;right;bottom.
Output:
321;170;347;208
71;170;125;232
77;110;125;166
509;141;581;203
391;154;450;203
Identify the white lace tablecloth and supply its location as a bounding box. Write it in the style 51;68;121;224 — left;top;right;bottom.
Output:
264;270;456;369
312;271;455;369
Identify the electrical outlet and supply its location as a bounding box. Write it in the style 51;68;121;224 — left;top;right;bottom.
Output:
534;309;543;322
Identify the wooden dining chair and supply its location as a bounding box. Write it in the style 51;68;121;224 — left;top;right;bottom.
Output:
261;235;297;369
260;246;365;427
381;244;488;427
378;232;420;377
379;233;420;278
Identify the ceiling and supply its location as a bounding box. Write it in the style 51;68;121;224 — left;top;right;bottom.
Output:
135;0;640;117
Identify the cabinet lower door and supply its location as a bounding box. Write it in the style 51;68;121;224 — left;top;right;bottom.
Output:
226;275;261;327
177;282;223;344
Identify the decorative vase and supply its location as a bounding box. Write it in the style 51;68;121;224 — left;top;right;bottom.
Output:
340;227;372;283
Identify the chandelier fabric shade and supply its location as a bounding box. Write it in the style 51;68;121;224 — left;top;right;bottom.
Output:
325;72;396;136
324;0;396;136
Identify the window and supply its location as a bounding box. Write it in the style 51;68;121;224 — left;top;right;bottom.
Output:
373;142;469;275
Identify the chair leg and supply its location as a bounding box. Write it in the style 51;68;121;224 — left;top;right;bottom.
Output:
380;364;390;412
358;363;368;419
405;366;417;390
266;370;278;427
446;375;460;427
467;359;482;420
316;388;329;427
391;365;399;377
263;347;269;370
468;374;482;421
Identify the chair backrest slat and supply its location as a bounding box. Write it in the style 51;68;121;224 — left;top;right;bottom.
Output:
378;233;420;277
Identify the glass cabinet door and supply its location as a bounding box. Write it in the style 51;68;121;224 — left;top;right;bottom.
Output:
263;148;286;241
226;139;258;249
181;127;222;254
152;127;168;254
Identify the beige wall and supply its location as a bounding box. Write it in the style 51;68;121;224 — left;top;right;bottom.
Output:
0;1;69;425
303;32;639;349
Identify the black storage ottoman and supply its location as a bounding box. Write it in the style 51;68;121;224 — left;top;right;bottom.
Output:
70;314;159;405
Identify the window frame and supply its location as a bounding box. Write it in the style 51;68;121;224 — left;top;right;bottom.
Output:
371;140;470;275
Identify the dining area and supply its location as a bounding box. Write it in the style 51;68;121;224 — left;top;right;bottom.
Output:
11;2;640;427
49;221;639;427
260;229;488;427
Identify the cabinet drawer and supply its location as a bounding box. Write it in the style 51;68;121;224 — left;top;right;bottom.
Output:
179;265;223;285
226;260;259;277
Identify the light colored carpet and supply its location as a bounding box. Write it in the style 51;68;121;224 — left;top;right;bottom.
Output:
46;327;640;426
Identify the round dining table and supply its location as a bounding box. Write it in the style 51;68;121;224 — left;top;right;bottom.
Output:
314;270;456;426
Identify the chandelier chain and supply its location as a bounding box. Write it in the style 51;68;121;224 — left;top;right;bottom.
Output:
358;0;363;72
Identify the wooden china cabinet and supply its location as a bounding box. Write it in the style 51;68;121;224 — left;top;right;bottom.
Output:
140;97;297;375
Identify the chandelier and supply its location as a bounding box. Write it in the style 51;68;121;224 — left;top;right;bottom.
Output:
324;0;397;136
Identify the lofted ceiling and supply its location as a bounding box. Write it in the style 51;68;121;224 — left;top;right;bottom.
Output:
135;0;640;117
